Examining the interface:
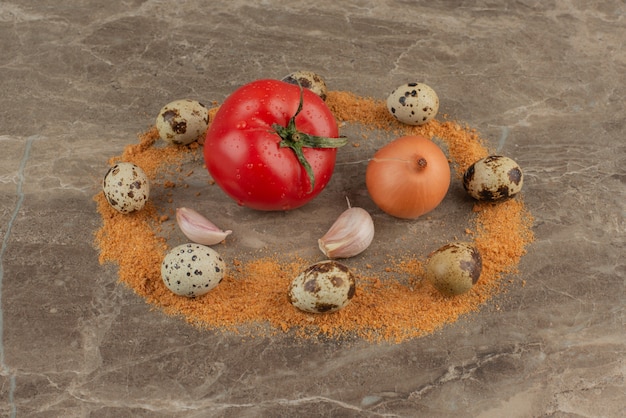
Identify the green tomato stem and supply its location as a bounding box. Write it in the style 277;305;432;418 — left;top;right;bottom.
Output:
273;82;347;192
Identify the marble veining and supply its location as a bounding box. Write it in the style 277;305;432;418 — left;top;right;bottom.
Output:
0;1;624;417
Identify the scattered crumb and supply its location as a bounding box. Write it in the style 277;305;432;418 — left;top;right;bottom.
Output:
93;90;534;344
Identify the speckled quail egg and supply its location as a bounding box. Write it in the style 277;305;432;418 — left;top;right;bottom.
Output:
425;242;482;296
102;162;150;214
161;243;226;297
156;99;210;145
463;155;523;201
281;70;328;101
386;82;439;125
288;260;356;313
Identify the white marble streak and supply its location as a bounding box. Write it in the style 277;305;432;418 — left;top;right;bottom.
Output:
0;1;624;417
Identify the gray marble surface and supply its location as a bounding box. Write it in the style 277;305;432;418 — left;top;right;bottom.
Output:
1;1;624;417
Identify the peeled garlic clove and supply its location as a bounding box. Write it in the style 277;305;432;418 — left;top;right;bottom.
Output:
176;207;232;245
318;206;374;259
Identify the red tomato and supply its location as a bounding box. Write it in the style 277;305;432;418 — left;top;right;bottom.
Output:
204;79;345;211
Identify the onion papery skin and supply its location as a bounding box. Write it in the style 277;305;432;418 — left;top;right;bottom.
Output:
365;135;451;219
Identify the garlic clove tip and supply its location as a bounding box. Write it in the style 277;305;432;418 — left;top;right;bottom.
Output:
176;207;232;246
318;206;374;259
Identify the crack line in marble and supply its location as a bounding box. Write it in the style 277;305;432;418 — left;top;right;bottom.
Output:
497;126;510;152
206;396;401;417
408;342;543;401
0;135;36;418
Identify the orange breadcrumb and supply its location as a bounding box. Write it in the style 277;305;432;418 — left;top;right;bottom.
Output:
94;90;534;343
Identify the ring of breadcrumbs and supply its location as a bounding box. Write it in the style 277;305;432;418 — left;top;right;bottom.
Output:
94;90;534;344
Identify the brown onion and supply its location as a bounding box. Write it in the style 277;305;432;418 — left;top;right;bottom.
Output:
365;135;450;219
